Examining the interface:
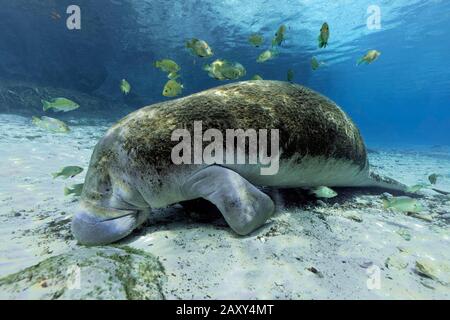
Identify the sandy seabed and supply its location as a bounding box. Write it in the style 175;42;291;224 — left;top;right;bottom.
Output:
0;113;449;299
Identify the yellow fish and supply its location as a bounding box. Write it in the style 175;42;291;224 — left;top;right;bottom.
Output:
272;24;286;47
64;183;84;197
287;69;294;82
203;60;246;80
42;98;79;112
310;186;337;198
32;116;70;133
251;74;263;80
257;49;277;63
318;23;329;48
168;72;180;80
163;79;183;97
186;38;213;58
428;173;440;185
249;33;264;47
357;50;381;65
154;59;180;74
120;79;131;95
383;196;423;213
311;57;325;70
52;166;83;179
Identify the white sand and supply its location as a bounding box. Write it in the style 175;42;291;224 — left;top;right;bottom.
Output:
0;114;449;299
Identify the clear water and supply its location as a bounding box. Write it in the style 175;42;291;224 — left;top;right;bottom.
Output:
1;0;450;299
1;0;449;144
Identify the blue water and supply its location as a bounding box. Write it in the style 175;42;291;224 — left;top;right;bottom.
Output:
1;0;449;146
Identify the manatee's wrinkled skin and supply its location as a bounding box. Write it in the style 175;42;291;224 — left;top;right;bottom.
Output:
72;81;406;245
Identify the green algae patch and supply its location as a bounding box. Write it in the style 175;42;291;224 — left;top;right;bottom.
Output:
0;246;166;300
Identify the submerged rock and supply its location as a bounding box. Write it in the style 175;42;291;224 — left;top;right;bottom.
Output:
396;229;412;241
385;253;409;270
0;246;166;300
415;258;450;285
343;211;363;222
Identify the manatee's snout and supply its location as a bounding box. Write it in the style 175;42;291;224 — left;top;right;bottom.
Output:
71;203;149;246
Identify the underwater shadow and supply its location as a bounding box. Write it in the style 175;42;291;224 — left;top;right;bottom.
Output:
121;185;422;243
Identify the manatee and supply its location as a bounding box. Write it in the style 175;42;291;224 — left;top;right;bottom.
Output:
72;80;407;245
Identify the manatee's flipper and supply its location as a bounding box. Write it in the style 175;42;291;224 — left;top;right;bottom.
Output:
181;165;275;235
71;205;149;246
367;172;408;192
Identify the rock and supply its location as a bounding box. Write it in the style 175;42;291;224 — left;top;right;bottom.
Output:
316;200;327;207
396;229;412;241
343;211;363;222
407;212;433;222
440;213;450;220
0;246;166;300
415;258;450;284
385;254;408;270
307;267;324;278
415;260;438;280
359;261;373;269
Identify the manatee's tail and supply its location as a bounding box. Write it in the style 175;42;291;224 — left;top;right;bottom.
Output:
367;172;408;192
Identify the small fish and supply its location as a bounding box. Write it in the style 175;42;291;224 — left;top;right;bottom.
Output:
221;63;246;80
287;69;294;82
272;24;287;47
52;166;83;179
310;186;338;199
428;173;440;185
64;183;84;197
120;79;131;95
203;60;226;79
163;79;183;97
154;59;180;74
311;56;325;70
318;23;329;48
248;33;264;47
406;183;430;193
257;49;277;63
168;72;180;80
383;196;423;213
204;60;246;80
357;50;381;65
42;98;79;112
251;74;263;80
186;38;213;58
32;116;70;133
